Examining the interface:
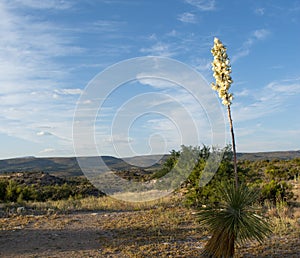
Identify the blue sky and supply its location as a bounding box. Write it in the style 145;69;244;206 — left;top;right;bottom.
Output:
0;0;300;159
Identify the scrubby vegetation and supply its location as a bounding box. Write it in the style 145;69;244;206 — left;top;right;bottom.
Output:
0;172;104;203
150;145;297;208
0;148;298;208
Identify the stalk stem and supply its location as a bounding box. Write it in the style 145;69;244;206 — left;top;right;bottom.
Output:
227;105;238;190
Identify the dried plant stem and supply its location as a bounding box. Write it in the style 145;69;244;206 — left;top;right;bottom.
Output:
227;105;238;190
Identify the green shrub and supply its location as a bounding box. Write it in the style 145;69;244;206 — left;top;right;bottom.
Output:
260;180;293;204
6;180;22;202
184;145;234;207
0;180;8;201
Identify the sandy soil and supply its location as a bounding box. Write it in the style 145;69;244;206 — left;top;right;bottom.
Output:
0;212;105;257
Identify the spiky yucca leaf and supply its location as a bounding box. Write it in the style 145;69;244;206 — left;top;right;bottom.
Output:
198;182;272;258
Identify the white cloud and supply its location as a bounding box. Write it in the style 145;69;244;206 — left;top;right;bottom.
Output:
230;78;300;152
166;30;178;37
178;12;197;23
95;133;135;157
233;77;300;122
13;0;73;10
0;2;81;94
184;0;215;11
140;35;198;59
232;29;271;63
103;135;134;144
91;20;126;33
39;148;56;154
0;1;83;151
140;42;174;57
231;49;250;63
253;29;270;40
54;88;83;95
194;58;211;72
235;89;250;97
37;131;53;136
266;79;300;95
136;76;177;89
254;8;265;16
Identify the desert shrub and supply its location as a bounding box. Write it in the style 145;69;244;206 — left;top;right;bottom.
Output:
265;166;286;181
0;174;104;203
151;150;180;179
184;145;234;207
260;180;293;204
20;186;39;201
5;180;22;202
148;144;234;207
0;180;8;201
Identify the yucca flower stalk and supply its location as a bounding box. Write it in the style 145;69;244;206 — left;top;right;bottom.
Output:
211;37;238;190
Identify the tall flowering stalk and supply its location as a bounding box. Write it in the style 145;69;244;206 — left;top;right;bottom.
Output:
211;37;238;189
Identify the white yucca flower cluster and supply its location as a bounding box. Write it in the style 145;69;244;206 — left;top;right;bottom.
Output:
211;37;233;106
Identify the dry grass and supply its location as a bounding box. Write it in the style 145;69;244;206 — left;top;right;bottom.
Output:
45;194;181;212
94;205;205;257
0;193;182;216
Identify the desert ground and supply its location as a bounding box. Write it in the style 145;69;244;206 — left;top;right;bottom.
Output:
1;189;300;258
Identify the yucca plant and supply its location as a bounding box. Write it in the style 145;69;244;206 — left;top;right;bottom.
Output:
197;38;272;257
198;182;272;258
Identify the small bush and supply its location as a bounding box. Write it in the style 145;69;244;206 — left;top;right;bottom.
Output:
260;180;294;204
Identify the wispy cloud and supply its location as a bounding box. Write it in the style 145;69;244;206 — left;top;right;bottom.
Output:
231;77;300;151
266;78;300;95
234;89;250;97
136;76;177;89
140;42;174;57
54;88;83;95
184;0;215;11
178;12;197;23
254;8;265;16
89;20;127;33
140;30;212;63
13;0;73;10
253;29;270;40
39;148;56;154
0;1;81;153
232;29;271;63
233;77;300;122
37;131;53;136
193;58;211;73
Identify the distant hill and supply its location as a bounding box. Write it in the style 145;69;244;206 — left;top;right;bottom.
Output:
0;155;169;178
0;151;299;178
0;156;83;177
237;150;300;161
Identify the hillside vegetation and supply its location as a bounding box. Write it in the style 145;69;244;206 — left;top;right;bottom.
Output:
0;146;299;210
